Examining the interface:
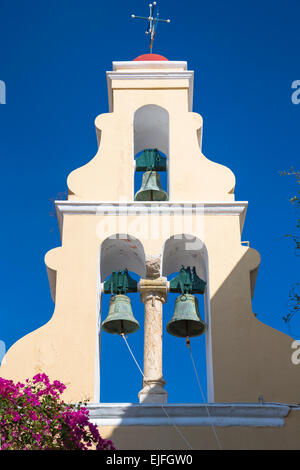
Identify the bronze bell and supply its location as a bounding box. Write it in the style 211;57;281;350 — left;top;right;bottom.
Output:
166;294;207;338
134;170;168;201
101;294;140;335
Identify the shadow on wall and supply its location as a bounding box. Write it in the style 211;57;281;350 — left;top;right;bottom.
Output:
103;409;300;450
210;247;300;404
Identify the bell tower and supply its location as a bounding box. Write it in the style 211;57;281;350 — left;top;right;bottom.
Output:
1;54;300;421
63;54;238;403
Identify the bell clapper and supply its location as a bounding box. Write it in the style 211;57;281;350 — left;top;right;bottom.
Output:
186;336;191;348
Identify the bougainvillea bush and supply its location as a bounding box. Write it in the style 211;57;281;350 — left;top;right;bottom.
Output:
0;374;115;450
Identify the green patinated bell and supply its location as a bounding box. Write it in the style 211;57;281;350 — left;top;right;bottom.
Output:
166;294;207;338
134;171;168;201
101;295;140;335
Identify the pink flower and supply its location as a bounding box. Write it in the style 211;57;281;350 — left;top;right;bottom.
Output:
0;374;115;450
12;412;21;422
29;411;38;421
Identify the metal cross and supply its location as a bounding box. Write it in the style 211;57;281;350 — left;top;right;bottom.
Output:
131;2;171;54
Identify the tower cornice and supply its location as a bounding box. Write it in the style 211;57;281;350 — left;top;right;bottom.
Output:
55;201;248;239
107;61;194;112
112;61;187;71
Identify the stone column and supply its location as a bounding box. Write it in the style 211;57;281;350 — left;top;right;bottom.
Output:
138;278;168;404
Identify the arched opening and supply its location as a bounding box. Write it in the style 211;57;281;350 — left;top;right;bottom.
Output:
134;105;169;157
161;234;214;403
100;234;146;281
97;235;146;403
133;105;169;200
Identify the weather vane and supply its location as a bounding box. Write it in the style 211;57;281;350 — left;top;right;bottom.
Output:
131;2;171;54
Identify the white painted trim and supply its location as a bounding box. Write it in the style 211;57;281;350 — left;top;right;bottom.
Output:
112;61;188;71
203;252;214;403
55;201;248;238
108;72;193;80
94;263;103;403
106;70;194;112
86;403;290;427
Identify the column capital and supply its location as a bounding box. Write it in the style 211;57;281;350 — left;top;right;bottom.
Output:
138;277;168;303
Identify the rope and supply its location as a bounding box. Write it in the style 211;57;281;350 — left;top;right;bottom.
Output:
121;333;144;377
186;339;223;450
160;402;194;450
121;334;194;450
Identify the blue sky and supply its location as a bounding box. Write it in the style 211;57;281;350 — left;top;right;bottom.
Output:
0;0;299;403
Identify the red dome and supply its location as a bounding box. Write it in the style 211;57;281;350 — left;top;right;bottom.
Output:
133;54;168;61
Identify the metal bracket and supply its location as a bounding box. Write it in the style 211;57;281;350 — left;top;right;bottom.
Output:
169;266;206;295
135;149;166;172
103;269;138;295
